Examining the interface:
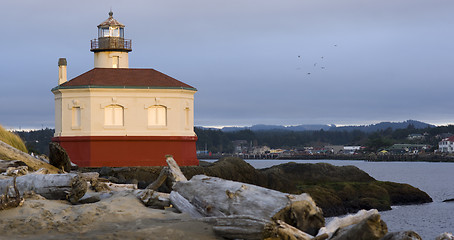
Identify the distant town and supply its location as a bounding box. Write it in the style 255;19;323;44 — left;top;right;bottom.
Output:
194;120;454;162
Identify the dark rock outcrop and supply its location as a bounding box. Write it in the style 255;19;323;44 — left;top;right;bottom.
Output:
81;157;432;217
48;142;71;172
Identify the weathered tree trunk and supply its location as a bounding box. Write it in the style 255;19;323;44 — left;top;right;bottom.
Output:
165;155;187;184
0;140;61;173
134;189;171;209
0;177;24;210
171;174;325;236
202;215;276;240
0;173;87;203
146;166;169;190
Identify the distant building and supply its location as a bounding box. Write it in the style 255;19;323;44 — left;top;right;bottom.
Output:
407;134;424;140
51;12;198;167
343;146;361;154
324;145;344;154
439;136;454;153
251;146;271;155
387;144;429;154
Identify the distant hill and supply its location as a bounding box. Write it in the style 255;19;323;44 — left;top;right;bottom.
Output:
221;124;333;132
206;120;434;133
328;120;434;133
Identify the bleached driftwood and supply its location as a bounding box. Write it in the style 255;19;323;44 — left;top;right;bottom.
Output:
171;175;325;236
166;155;187;185
328;210;388;240
3;166;29;176
0;177;24;210
79;172;100;182
202;215;275;240
274;220;314;240
0;173;87;203
134;189;171;209
146;166;169;190
170;191;204;218
0;140;61;173
317;209;379;238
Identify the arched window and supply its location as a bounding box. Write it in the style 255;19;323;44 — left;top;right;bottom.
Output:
148;105;166;126
105;105;124;126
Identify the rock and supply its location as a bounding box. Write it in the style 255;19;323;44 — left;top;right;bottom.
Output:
436;232;454;240
48;142;71;172
375;181;432;205
381;231;422;240
329;212;388;240
78;193;101;204
442;198;454;202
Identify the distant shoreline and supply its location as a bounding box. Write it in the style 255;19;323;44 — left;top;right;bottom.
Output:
198;153;454;162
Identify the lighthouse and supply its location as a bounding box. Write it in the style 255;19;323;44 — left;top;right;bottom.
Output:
51;12;198;167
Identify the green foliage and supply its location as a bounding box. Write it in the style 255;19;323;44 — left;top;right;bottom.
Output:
15;128;54;155
0;124;28;154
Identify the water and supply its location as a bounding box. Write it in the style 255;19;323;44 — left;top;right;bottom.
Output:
205;159;454;239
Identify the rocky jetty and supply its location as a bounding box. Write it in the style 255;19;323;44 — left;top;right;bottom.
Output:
84;157;432;217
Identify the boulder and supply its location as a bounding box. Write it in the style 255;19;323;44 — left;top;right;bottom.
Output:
329;211;388;240
436;232;454;240
381;231;422;240
48;142;71;172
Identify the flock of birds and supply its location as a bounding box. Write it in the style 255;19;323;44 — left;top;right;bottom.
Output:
296;44;338;76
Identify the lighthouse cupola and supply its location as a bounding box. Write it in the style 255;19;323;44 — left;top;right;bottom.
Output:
90;11;131;68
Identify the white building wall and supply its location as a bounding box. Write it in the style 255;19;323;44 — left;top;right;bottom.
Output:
53;88;196;137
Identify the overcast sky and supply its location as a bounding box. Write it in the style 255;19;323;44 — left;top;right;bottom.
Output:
1;0;454;129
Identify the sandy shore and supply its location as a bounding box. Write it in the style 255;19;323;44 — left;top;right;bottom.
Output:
0;191;221;240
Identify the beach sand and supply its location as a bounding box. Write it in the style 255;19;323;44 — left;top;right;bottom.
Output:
0;191;221;240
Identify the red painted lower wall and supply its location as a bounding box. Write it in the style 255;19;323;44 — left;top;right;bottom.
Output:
52;136;198;167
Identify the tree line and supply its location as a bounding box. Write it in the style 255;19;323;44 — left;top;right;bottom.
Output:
195;124;454;153
11;124;454;155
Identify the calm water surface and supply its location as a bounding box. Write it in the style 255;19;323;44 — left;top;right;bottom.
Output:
206;159;454;239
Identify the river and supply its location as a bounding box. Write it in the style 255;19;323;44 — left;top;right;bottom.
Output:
205;159;454;239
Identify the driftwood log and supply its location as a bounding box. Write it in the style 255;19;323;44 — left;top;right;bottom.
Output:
0;173;87;203
0;140;61;173
326;209;388;240
134;189;171;209
0;177;24;210
171;174;325;236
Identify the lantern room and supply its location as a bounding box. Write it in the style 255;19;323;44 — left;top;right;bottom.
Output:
90;11;131;68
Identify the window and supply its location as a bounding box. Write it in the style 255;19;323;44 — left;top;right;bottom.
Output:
148;106;166;126
112;56;119;68
105;105;124;126
102;28;110;37
185;107;190;127
72;107;81;128
110;26;120;37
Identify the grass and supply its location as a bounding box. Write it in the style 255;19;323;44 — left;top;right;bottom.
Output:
0;124;28;153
